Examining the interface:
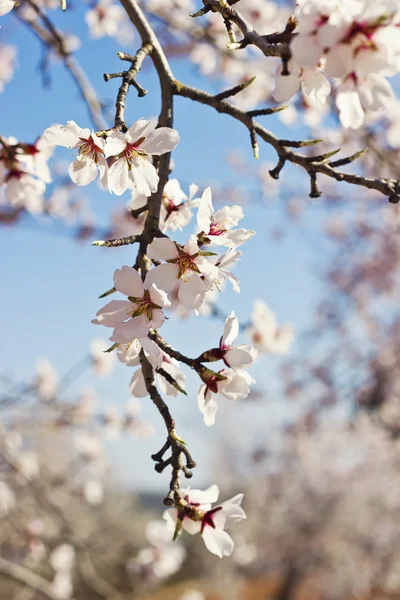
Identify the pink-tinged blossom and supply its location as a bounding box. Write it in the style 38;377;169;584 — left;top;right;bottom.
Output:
197;368;255;426
92;266;170;343
197;187;255;248
161;179;199;232
219;312;257;369
248;299;295;354
85;0;125;39
163;485;246;558
147;235;218;310
105;119;179;196
0;0;14;16
44;121;108;186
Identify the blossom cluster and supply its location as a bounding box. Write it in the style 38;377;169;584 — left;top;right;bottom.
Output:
276;0;400;128
44;119;179;195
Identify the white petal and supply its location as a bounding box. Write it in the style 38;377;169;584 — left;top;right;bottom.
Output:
178;276;207;310
197;187;213;232
114;266;144;298
202;527;234;558
147;238;178;261
43;121;82;148
222;312;239;347
148;283;171;308
189;484;219;505
140;128;180;155
68;158;98;186
107;157;130;195
146;263;178;293
92;300;131;327
129;369;148;398
110;317;149;343
104;131;126;157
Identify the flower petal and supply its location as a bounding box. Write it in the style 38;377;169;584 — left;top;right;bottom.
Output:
114;266;144;298
92;300;131;327
202;526;234;558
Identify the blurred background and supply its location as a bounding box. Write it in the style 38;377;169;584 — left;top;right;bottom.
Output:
1;0;400;598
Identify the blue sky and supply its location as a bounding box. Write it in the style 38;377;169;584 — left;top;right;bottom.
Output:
0;5;331;491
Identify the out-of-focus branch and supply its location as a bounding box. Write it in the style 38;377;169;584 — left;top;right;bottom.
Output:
0;557;72;600
16;0;106;129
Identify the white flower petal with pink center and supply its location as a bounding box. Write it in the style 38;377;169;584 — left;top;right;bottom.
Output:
114;266;144;297
44;121;107;187
92;299;131;327
160;179;198;232
163;485;245;558
105;119;179;195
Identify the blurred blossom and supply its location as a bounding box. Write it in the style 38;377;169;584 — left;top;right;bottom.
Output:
74;432;103;461
16;451;39;480
50;544;75;572
0;481;15;516
248;300;295;354
179;591;205;600
84;479;104;506
35;359;58;401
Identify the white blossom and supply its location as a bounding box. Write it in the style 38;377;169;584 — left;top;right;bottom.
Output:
197;187;255;248
92;266;170;343
147;236;218;310
248;299;295;354
219;312;257;370
85;0;125;38
44;121;108;186
160;178;198;232
197;368;254;426
163;485;246;558
105;119;179;196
